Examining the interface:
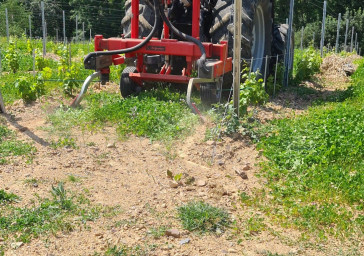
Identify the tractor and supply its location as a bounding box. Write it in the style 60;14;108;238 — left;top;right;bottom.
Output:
71;0;292;109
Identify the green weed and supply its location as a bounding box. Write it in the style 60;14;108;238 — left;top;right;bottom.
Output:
50;136;78;149
24;178;42;186
243;215;266;236
67;175;80;183
293;47;322;84
254;59;364;238
0;190;19;203
0;183;101;244
239;68;269;114
177;201;230;233
48;88;198;141
0;124;35;164
148;226;168;239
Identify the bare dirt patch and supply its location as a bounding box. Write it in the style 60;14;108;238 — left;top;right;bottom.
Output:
1;55;362;255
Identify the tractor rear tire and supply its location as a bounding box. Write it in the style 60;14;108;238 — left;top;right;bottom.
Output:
120;66;141;98
121;0;162;38
210;0;273;74
272;24;295;66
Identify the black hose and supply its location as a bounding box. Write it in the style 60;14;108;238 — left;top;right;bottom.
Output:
159;4;207;70
84;0;160;65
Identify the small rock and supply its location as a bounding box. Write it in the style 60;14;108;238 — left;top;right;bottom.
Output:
235;169;248;180
24;174;31;177
169;180;179;188
216;228;222;235
107;143;116;148
185;186;195;191
217;160;225;166
165;229;181;238
242;164;251;171
228;248;237;253
95;233;104;239
179;238;190;245
66;148;73;153
196;180;207;187
32;183;38;188
11;242;23;249
5;187;9;190
161;203;167;208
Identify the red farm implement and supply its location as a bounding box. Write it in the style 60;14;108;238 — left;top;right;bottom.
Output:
71;0;289;110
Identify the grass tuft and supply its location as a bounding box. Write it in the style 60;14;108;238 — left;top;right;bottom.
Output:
0;183;101;243
177;201;230;233
47;88;198;141
0;123;35;164
0;190;19;203
104;244;156;256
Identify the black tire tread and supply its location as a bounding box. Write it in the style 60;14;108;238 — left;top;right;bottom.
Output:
121;0;159;38
210;0;272;72
120;66;139;98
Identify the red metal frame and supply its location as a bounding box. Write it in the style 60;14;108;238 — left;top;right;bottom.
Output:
94;0;232;84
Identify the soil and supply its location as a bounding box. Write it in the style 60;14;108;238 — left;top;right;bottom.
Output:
0;55;362;256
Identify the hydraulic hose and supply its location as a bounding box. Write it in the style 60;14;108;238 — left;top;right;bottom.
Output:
83;0;160;65
159;4;207;70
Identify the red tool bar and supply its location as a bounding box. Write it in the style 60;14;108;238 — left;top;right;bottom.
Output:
99;38;214;58
212;58;233;77
131;0;139;38
129;73;191;84
192;0;200;38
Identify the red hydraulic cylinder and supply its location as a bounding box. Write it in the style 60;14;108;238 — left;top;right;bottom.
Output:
192;0;200;38
131;0;139;38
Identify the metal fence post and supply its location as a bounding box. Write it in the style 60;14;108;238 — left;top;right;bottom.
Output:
344;19;349;51
300;26;304;50
355;33;358;52
274;54;278;96
233;0;242;116
41;1;46;57
29;15;32;39
5;8;9;42
32;49;35;77
335;13;341;53
283;0;294;88
264;55;269;89
63;10;66;44
69;41;72;66
320;1;327;57
0;50;4;113
76;15;78;42
350;26;354;52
